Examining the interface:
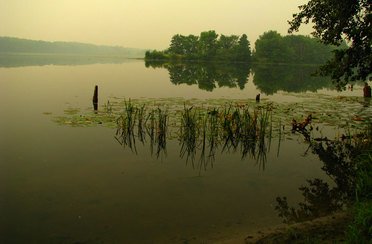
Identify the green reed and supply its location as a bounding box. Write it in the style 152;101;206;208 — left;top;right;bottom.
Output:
206;108;219;160
115;99;138;152
240;108;258;159
115;100;169;156
179;105;199;164
115;100;274;169
277;119;282;157
155;107;168;156
137;104;146;143
256;108;272;169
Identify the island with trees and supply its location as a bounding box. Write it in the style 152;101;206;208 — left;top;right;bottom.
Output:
145;30;342;67
145;30;252;63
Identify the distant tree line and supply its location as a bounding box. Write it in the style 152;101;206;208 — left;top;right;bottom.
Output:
0;36;145;57
253;31;344;64
145;30;252;63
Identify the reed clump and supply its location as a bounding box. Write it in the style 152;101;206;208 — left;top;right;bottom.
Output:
115;99;274;166
179;105;199;163
178;103;273;167
115;99;169;156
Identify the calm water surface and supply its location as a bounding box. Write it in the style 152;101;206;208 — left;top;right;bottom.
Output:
0;59;364;243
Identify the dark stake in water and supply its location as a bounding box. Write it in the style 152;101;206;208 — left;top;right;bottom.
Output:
93;85;98;111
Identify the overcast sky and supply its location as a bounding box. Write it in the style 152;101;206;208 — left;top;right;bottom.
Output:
0;0;313;49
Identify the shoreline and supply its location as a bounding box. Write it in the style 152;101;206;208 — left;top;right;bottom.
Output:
214;211;351;243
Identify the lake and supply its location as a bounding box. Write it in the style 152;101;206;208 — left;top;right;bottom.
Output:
0;57;370;243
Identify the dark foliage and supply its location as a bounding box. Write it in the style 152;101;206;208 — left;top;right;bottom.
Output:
288;0;371;89
145;30;252;62
253;30;340;65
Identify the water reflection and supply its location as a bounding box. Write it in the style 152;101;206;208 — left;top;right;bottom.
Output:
145;61;251;91
275;129;370;223
0;53;132;67
252;64;333;95
145;61;336;95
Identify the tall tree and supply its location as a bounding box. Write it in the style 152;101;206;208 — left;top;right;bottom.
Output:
288;0;371;89
236;34;252;62
198;30;219;58
254;31;292;62
169;34;185;55
218;34;239;50
216;34;239;60
183;35;199;56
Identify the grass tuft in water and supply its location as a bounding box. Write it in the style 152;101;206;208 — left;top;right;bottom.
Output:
113;99;276;169
179;105;199;165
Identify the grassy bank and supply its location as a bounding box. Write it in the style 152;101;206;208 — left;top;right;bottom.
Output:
346;149;372;243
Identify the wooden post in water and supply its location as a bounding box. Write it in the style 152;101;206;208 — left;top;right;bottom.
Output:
93;85;98;110
255;93;260;103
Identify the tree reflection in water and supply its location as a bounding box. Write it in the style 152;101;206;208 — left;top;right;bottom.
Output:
252;64;333;95
275;128;371;223
145;61;337;94
145;61;251;91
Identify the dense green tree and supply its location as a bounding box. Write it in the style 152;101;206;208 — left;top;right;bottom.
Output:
168;34;185;55
253;31;338;64
288;0;371;88
145;50;167;60
236;34;252;62
215;35;239;60
254;31;293;63
218;34;239;50
183;35;199;56
167;34;199;57
198;30;219;58
145;30;252;63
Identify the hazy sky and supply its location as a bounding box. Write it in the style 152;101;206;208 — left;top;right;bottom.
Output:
0;0;313;49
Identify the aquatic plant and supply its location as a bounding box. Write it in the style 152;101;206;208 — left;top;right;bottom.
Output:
55;94;372;172
179;105;199;165
114;100;169;157
115;99;138;152
154;107;168;157
137;104;146;143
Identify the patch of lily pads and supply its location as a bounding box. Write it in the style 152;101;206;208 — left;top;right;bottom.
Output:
51;93;372;135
